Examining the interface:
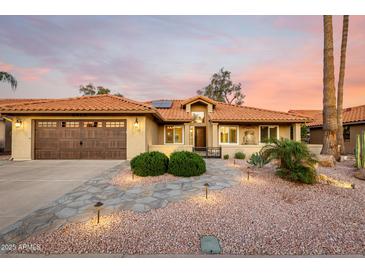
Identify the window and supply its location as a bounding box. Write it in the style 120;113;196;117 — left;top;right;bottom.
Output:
38;121;57;127
343;125;350;140
106;121;125;128
165;125;184;144
260;126;278;143
192;112;205;123
84;121;102;128
61;121;79;128
290;125;294;140
219;126;238;144
189;126;194;145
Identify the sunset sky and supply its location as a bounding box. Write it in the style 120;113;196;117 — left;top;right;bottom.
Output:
0;15;364;111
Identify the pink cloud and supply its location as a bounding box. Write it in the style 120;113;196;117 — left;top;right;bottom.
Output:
0;61;50;82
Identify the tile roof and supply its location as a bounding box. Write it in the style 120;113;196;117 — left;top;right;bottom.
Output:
289;105;365;127
210;102;308;122
0;98;50;106
145;96;308;122
0;95;156;113
180;95;217;106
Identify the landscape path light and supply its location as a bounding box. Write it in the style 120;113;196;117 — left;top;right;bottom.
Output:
94;201;104;224
247;166;251;181
204;183;209;200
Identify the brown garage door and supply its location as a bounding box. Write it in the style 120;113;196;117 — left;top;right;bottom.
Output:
35;120;127;159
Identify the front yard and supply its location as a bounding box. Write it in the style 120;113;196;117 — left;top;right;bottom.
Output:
11;158;365;256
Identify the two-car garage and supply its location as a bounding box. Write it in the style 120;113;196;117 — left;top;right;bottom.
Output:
34;119;127;159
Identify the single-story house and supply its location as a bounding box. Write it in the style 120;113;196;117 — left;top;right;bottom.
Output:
0;94;309;160
289;104;365;154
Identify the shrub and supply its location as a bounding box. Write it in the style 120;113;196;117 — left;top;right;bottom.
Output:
248;152;270;168
130;151;169;177
260;139;317;184
234;151;246;160
168;151;206;177
223;154;229;160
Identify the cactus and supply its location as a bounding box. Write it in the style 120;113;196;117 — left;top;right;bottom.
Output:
355;131;365;169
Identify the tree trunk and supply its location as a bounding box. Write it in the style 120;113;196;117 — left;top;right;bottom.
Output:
337;15;349;155
321;16;339;158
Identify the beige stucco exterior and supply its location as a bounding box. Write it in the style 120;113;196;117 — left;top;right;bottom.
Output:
10;115;150;160
6;98;306;160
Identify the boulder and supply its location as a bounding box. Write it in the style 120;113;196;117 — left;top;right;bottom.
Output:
317;154;336;167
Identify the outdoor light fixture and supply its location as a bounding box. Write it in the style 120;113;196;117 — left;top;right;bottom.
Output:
134;118;139;129
204;183;209;199
15;119;22;128
94;201;104;224
247;167;251;181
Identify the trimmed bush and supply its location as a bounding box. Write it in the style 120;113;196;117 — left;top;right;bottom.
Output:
130;151;169;177
234;151;246;160
223;154;229;160
168;151;206;177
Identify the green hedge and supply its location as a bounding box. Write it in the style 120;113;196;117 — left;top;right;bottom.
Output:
234;151;246;160
130;151;169;177
168;151;206;177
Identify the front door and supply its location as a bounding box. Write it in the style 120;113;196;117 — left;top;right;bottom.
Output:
195;127;206;147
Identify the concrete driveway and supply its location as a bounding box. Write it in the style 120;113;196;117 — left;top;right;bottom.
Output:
0;160;122;231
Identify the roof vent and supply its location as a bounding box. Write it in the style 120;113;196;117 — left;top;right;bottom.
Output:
152;100;172;109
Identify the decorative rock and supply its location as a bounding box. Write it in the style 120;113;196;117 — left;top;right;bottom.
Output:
200;235;222;254
317;155;336;167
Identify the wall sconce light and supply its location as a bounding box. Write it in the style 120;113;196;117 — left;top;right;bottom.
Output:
204;183;209;199
134;118;139;129
15;119;22;128
94;201;104;224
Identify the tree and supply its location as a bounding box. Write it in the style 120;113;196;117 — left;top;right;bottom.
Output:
79;83;111;96
0;72;17;90
321;16;339;158
197;68;245;105
113;92;124;97
337;15;349;155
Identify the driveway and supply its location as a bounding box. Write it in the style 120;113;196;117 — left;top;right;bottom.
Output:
0;160;122;231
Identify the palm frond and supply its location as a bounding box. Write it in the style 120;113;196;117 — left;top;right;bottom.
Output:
0;72;17;90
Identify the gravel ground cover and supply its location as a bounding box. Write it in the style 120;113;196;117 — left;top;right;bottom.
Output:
111;168;179;189
13;159;365;256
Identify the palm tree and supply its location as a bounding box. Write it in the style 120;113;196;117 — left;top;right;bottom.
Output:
337;15;349;155
321;15;338;158
0;72;17;90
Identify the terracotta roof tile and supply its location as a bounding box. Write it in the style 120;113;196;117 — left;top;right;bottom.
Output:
0;95;155;113
290;105;365;127
0;98;50;106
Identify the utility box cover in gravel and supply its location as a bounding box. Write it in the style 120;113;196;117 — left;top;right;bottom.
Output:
200;235;221;254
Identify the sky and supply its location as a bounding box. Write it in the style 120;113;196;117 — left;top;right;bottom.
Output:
0;15;364;111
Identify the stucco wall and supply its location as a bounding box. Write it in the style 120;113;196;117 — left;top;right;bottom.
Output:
307;144;323;155
11;115;147;160
221;145;264;159
148;144;193;156
145;115;159;149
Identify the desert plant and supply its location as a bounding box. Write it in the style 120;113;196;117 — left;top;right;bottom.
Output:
130;151;169;177
355;131;365;169
223;154;229;160
260;139;317;184
248;152;270;168
168;151;206;177
234;151;246;160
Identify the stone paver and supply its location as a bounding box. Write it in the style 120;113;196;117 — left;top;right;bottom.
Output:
0;159;242;247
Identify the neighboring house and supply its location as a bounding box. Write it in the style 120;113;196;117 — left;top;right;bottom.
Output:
0;94;308;160
289;104;365;154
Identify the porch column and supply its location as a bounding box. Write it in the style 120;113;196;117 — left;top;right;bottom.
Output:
184;123;190;145
293;123;301;142
212;123;219;147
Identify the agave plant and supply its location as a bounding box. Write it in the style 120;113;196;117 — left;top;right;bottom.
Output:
260;139;317;184
247;152;270;168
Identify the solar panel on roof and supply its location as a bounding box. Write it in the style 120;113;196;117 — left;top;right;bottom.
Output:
151;100;173;109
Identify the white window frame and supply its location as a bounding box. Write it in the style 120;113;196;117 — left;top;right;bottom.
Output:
219;125;239;145
164;125;184;145
259;125;279;144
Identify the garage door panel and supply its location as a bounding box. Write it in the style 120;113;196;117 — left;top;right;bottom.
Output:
35;119;127;160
